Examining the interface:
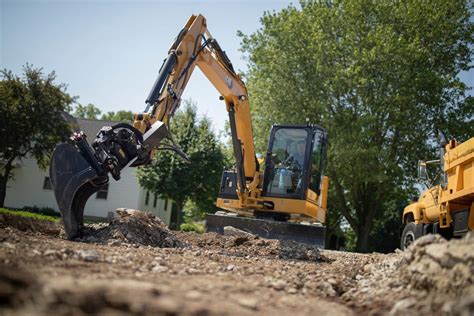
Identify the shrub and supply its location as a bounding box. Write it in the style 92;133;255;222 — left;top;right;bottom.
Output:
180;222;205;234
22;205;60;217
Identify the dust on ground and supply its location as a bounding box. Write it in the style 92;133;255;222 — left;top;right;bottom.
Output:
0;209;473;315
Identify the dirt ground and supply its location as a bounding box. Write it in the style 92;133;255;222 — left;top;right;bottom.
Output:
0;209;473;315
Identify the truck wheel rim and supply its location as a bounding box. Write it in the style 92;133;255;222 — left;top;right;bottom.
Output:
403;231;415;249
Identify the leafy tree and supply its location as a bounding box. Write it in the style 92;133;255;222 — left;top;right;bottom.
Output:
101;110;134;122
73;103;101;119
137;101;225;228
0;65;73;207
240;0;474;251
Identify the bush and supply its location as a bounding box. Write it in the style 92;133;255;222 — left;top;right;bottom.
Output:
180;222;205;234
22;205;60;217
0;208;59;223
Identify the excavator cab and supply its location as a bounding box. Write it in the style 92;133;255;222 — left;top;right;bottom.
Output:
262;125;326;200
211;124;328;246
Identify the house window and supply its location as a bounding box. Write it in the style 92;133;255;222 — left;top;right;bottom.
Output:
96;184;109;199
164;199;168;211
145;191;150;205
153;194;158;208
43;177;52;190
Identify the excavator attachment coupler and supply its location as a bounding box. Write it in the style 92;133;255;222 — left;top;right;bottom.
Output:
206;214;326;248
50;143;108;239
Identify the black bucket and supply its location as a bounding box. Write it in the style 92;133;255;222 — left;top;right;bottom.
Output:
50;143;108;239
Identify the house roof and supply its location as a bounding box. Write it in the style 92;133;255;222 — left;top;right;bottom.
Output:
71;118;126;145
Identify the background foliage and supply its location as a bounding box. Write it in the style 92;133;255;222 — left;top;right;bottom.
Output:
240;0;474;251
0;65;73;207
137;101;225;228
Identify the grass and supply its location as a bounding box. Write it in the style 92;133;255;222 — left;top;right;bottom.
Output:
0;208;60;223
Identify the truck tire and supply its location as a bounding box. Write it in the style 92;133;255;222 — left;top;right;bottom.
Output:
401;222;417;251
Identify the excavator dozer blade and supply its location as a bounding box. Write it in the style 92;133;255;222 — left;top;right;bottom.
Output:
50;143;108;240
206;214;326;248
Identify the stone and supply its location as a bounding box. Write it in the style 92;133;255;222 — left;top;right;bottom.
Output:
78;250;99;262
237;297;259;310
272;280;287;291
223;226;254;238
389;298;416;315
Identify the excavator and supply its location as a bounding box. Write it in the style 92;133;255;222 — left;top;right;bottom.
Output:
50;14;329;247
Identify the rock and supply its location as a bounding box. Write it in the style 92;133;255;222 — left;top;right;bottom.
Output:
185;290;202;300
389;298;416;315
237;297;259;310
411;234;445;248
223;226;254;238
151;265;169;273
288;288;297;294
80;209;182;248
78;250;99;262
3;242;16;250
317;281;336;297
271;280;287;291
43;249;58;257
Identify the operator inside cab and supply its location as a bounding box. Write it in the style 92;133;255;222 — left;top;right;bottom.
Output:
264;128;311;196
288;138;307;193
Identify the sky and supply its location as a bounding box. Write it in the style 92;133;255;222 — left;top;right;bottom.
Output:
1;0;293;134
1;0;473;135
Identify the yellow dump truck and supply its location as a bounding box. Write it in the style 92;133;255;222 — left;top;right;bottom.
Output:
401;134;474;250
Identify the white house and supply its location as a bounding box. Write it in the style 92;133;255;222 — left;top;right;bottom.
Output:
4;118;175;226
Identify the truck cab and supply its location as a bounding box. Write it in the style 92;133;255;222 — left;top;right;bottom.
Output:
401;136;474;250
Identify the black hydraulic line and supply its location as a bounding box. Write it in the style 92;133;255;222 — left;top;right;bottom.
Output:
208;38;235;73
145;52;178;113
228;103;246;193
75;137;104;175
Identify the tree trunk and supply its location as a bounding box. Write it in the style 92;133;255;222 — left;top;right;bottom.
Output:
0;160;14;208
170;199;184;230
354;190;380;252
355;223;371;252
0;175;7;208
175;200;184;229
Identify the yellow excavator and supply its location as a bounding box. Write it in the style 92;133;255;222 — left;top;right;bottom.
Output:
50;14;329;247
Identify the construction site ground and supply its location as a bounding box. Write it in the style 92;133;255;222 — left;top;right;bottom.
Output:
1;209;473;315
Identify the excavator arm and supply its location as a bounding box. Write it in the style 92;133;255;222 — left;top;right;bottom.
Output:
50;14;261;239
134;14;257;193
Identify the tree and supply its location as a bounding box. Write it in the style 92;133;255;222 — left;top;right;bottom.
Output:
101;110;134;122
240;0;474;251
136;101;225;228
0;65;73;207
73;103;101;119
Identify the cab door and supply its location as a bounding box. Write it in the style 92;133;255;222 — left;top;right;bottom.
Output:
262;125;319;200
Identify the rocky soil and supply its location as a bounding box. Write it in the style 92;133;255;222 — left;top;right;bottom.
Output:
0;209;473;315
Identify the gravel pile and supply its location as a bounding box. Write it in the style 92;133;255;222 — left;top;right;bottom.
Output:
344;233;474;315
78;209;182;248
75;210;324;262
179;230;327;262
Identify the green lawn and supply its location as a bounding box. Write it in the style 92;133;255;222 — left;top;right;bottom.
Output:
0;208;60;223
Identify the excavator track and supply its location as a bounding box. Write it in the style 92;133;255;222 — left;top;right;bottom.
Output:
206;214;326;248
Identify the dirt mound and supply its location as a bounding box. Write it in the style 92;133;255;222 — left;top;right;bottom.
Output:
0;213;60;236
343;233;474;315
79;209;181;248
76;208;326;262
179;231;327;262
400;233;473;295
